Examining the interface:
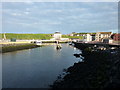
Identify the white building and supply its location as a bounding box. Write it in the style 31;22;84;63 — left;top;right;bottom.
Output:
86;34;92;42
86;34;95;42
53;31;62;40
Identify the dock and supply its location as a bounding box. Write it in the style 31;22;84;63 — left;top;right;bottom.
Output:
73;42;120;50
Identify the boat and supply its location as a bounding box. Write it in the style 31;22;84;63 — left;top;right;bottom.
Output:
69;43;72;45
68;42;72;45
56;44;62;49
35;40;42;46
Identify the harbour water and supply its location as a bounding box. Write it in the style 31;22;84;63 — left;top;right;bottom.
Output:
2;44;81;88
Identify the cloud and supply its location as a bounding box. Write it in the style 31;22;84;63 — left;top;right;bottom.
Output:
26;8;30;11
1;0;119;2
24;11;30;15
2;2;118;33
23;1;34;5
11;13;22;16
32;19;62;25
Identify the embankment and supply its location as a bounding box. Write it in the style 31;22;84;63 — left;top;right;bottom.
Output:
51;43;120;88
0;43;39;53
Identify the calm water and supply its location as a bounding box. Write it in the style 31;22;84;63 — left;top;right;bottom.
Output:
2;44;81;88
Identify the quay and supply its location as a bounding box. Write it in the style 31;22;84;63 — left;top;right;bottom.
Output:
0;40;69;46
0;40;69;53
73;42;120;49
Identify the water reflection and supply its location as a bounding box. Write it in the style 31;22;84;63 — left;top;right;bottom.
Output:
74;47;77;50
2;44;82;88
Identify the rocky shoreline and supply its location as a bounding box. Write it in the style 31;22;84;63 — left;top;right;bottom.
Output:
51;43;120;88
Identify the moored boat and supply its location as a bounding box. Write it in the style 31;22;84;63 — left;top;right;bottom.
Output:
35;40;42;46
56;44;62;49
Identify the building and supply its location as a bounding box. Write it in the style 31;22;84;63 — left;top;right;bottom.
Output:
69;32;76;36
53;31;62;40
112;33;120;41
86;33;95;42
70;38;80;42
95;32;112;41
69;32;87;37
51;31;70;41
102;38;113;44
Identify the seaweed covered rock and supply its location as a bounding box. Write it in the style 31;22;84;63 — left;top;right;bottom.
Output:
51;47;120;88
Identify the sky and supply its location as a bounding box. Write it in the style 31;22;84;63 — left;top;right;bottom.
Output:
1;2;118;34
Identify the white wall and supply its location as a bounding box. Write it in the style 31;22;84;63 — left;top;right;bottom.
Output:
53;34;62;40
86;34;92;41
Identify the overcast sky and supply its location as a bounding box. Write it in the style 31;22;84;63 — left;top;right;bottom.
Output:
2;2;118;34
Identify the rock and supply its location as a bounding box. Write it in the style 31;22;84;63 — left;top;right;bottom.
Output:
73;54;81;58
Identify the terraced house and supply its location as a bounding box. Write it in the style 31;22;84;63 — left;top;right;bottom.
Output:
95;32;112;41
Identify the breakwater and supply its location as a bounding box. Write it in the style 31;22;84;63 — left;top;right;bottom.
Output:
0;43;39;53
51;43;120;88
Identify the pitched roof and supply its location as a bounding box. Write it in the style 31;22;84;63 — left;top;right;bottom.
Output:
97;32;112;34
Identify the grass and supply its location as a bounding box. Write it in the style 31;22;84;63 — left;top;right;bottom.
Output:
0;33;84;40
0;33;53;40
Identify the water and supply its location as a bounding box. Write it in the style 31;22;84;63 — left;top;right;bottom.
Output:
2;44;81;88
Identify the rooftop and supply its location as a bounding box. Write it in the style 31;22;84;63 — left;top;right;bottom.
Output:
97;32;112;34
55;31;61;34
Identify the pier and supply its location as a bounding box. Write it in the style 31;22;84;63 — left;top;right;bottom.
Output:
73;42;120;49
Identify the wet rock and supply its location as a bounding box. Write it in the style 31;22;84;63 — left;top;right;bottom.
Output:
73;54;81;58
51;45;120;88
